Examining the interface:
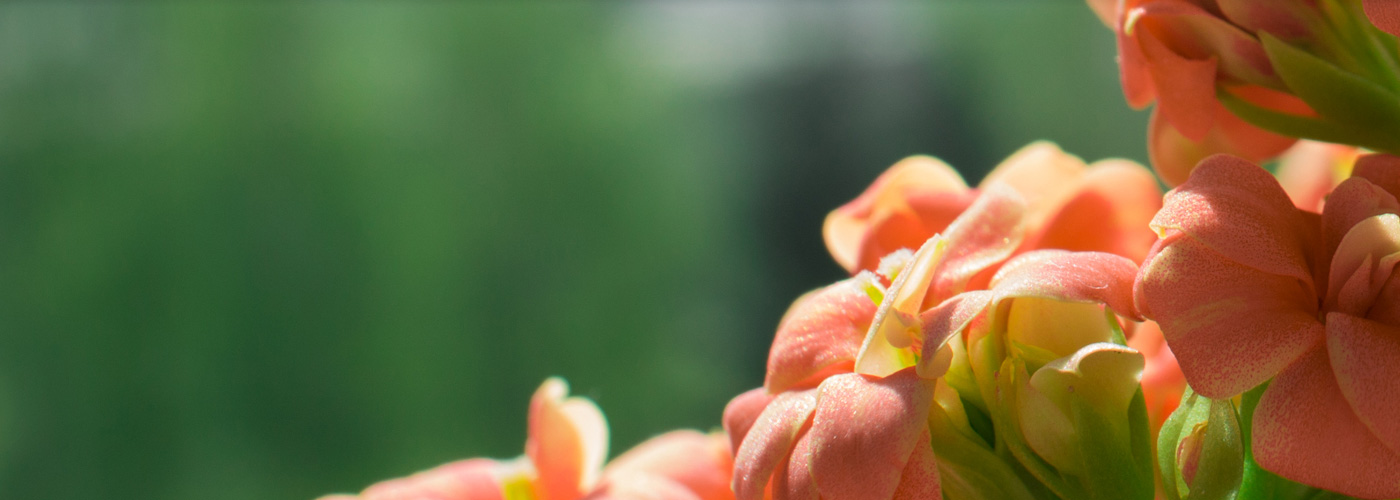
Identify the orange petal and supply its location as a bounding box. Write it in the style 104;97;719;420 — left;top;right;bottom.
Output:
1119;25;1159;109
361;458;506;500
856;236;946;377
1151;154;1317;285
732;390;818;500
1134;22;1219;141
1031;159;1162;263
1275;140;1356;212
1147;98;1299;187
1133;1;1279;86
1087;0;1118;27
977;142;1083;234
1327;313;1400;456
824;156;971;273
809;369;937;500
1370;265;1400;326
1137;235;1323;398
1365;0;1400;37
1217;0;1320;39
528;378;609;500
722;388;774;456
1252;347;1400;499
766;279;877;393
1353;154;1400;201
600;431;733;500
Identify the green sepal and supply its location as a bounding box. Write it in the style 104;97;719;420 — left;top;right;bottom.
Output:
1158;386;1245;500
929;396;1038;500
1070;389;1155;500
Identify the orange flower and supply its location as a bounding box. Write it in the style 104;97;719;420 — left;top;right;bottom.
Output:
1137;154;1400;498
1089;0;1317;185
322;378;733;500
824;142;1161;278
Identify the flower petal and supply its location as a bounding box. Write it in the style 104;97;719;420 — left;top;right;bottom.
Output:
1365;0;1400;37
892;429;941;500
855;237;946;377
917;290;993;378
809;370;937;500
732;390;818;500
1217;0;1321;39
1352;154;1400;202
600;431;733;500
1133;21;1219;141
977;142;1081;233
772;427;819;500
723;388;775;456
929;183;1027;302
1253;347;1400;499
584;475;701;500
1133;1;1279;87
361;458;506;500
1031;159;1162;263
1322;179;1400;271
824;156;971;273
1276;140;1356;212
1327;313;1400;457
989;250;1141;319
1137;235;1323;398
1151;154;1317;285
1326;213;1400;314
766;279;878;393
528;378;609;500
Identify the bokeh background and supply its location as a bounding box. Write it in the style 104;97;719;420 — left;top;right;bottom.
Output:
0;2;1148;499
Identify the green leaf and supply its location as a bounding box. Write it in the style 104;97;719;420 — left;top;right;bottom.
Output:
929;399;1037;500
1259;32;1400;148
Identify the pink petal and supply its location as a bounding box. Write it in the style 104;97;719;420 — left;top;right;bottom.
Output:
528;378;609;500
732;390;818;500
1253;347;1400;499
1119;25;1158;109
723;388;775;456
1370;265;1400;325
766;280;878;393
891;429;941;500
1327;313;1400;456
583;475;701;500
1326;213;1400;315
361;459;505;500
1087;0;1118;27
1137;234;1324;398
1030;159;1163;263
1322;179;1400;272
1151;154;1317;285
917;290;993;378
600;431;733;500
1365;0;1400;36
809;369;937;500
988;250;1141;320
928;183;1027;303
823;156;972;273
1353;154;1400;202
771;428;819;500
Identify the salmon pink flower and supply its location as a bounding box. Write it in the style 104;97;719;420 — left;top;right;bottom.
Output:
1364;0;1400;36
321;378;733;500
823;142;1162;275
1136;154;1400;498
1275;140;1361;212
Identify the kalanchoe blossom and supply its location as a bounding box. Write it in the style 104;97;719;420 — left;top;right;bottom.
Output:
1136;154;1400;499
1091;0;1400;184
1275;140;1361;212
824;142;1163;276
321;378;733;500
1089;0;1312;185
1364;0;1400;36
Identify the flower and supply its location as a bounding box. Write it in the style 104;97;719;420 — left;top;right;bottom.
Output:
1275;140;1361;212
1364;0;1400;37
823;142;1162;276
321;378;733;500
729;144;1166;498
1136;153;1400;498
1089;0;1313;185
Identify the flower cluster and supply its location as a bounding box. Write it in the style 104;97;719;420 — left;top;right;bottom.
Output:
323;3;1400;499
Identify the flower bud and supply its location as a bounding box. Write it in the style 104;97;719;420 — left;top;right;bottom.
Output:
1156;387;1244;500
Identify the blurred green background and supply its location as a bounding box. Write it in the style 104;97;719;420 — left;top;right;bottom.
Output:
0;3;1146;499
